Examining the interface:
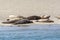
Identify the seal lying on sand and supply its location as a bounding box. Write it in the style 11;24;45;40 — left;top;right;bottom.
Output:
41;15;50;19
7;15;26;21
2;19;33;24
36;19;54;23
14;19;33;24
2;20;19;24
27;15;41;20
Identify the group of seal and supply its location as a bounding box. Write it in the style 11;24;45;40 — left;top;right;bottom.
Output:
2;15;54;24
2;15;33;24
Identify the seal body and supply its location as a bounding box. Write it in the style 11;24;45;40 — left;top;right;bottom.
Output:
15;19;33;24
27;16;41;20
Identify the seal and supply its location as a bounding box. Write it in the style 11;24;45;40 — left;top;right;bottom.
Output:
27;15;41;20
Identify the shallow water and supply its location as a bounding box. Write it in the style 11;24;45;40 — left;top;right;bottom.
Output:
0;24;60;40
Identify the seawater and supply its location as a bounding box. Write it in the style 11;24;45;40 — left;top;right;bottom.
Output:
0;24;60;40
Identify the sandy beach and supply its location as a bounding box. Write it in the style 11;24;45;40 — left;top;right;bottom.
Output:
0;0;59;20
0;0;59;24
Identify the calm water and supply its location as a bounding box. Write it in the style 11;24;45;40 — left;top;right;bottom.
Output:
0;24;60;40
